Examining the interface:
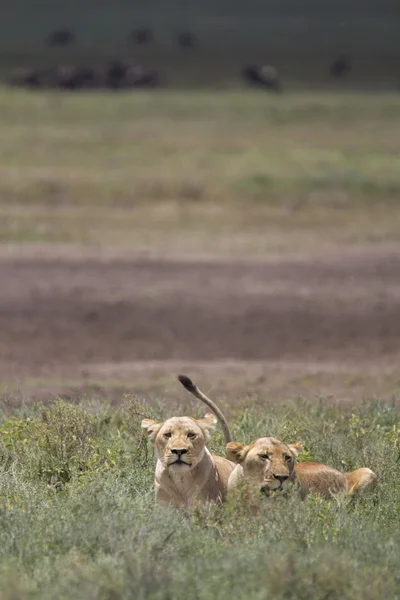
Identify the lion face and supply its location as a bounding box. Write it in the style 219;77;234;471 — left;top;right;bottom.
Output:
141;414;217;472
227;437;303;495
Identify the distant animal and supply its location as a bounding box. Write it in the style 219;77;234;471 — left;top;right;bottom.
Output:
141;375;235;509
46;29;76;47
242;64;281;90
8;67;42;88
175;32;197;49
179;375;377;501
51;65;96;90
330;56;351;78
106;60;128;89
128;29;154;45
134;68;161;88
78;66;97;88
106;60;161;89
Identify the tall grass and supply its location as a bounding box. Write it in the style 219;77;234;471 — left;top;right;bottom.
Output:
0;393;398;599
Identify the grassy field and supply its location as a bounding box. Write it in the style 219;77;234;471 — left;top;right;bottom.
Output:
1;88;400;255
1;82;400;598
0;394;398;599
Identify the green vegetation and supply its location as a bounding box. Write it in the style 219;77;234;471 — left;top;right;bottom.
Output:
0;394;398;599
1;89;400;255
0;13;399;596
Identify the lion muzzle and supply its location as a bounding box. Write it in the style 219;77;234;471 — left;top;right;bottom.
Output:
169;448;191;466
260;474;291;494
273;474;289;484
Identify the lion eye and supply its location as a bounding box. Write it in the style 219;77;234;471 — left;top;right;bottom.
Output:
187;432;196;439
285;455;292;463
259;454;270;461
164;432;172;439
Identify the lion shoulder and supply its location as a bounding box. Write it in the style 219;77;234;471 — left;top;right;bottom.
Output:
213;455;236;485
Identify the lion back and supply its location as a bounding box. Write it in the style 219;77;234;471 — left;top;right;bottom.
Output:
294;461;348;499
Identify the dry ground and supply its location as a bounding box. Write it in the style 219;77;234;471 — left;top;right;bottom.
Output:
2;244;400;409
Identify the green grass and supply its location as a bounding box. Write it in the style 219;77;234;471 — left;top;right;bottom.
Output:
0;89;400;255
0;393;399;599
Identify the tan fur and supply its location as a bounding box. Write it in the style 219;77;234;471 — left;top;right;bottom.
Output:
294;461;348;499
142;414;235;509
176;375;377;502
227;437;377;499
345;467;377;496
177;374;232;443
227;437;303;497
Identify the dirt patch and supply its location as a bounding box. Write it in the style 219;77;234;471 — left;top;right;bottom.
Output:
1;247;400;391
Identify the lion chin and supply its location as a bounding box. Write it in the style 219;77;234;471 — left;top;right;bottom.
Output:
167;460;192;471
261;479;292;495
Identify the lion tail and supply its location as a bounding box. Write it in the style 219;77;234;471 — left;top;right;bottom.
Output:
177;374;232;444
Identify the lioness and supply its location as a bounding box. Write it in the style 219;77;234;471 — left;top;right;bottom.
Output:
226;438;377;499
142;377;235;508
178;375;377;500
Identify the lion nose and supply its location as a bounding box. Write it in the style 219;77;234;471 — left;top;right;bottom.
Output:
171;448;188;456
273;474;289;482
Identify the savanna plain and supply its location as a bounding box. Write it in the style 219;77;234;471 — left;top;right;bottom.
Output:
0;87;400;599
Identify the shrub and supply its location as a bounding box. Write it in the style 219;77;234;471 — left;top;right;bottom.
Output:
0;397;151;486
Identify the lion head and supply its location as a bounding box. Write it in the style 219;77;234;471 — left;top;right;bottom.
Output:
227;437;304;496
141;414;217;472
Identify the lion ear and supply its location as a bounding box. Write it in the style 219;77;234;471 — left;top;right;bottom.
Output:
141;418;163;443
195;413;217;442
226;442;250;464
288;441;304;457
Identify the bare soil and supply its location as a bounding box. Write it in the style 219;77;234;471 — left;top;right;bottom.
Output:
1;245;400;407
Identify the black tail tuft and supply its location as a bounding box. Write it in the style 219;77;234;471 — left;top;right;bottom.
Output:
178;374;196;392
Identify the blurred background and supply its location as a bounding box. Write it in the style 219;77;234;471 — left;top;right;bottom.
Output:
1;0;400;409
2;0;400;89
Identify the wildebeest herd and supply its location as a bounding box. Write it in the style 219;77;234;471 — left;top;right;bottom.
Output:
8;27;352;92
9;60;161;91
